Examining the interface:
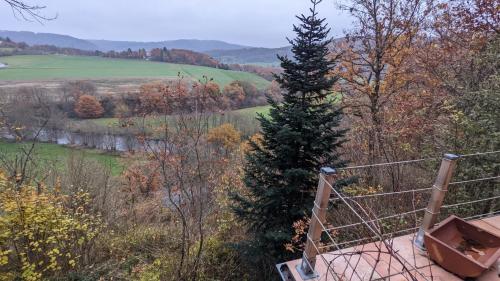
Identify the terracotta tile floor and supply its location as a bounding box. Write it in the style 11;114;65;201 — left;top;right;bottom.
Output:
280;215;500;281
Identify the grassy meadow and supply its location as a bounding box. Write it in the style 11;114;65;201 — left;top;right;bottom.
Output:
0;55;271;89
81;105;271;128
0;140;124;175
67;105;271;138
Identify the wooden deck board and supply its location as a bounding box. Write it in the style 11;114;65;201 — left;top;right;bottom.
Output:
281;215;500;281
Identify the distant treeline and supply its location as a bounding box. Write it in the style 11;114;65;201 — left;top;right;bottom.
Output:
149;47;222;68
0;36;99;57
0;36;281;81
102;47;282;80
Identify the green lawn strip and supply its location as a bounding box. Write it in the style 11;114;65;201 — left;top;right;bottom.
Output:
0;140;124;175
0;55;270;89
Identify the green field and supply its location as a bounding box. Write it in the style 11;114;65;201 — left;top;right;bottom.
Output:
0;55;270;88
0;141;124;175
83;105;271;128
233;105;270;117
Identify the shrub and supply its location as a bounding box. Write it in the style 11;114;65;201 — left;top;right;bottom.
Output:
223;82;245;109
223;81;266;109
74;95;104;119
0;172;103;280
207;123;241;152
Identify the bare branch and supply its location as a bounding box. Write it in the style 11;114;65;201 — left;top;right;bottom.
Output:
2;0;56;23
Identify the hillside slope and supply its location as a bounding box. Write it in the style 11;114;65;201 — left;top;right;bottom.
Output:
89;39;249;52
0;30;98;50
206;38;345;65
206;46;292;65
0;55;270;88
0;31;251;52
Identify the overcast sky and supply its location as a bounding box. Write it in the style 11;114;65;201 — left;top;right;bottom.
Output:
0;0;352;47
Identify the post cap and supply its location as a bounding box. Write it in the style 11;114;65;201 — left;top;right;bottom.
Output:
444;153;460;160
320;167;336;175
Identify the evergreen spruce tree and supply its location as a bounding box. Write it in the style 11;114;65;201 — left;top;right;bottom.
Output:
233;0;349;263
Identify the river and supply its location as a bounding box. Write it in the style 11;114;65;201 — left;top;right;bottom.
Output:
1;128;160;152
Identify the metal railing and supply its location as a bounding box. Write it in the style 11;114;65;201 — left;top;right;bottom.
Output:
291;150;499;281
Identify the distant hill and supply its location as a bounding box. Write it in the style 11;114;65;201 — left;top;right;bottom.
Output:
0;30;344;66
0;31;250;53
206;46;293;65
0;30;98;50
89;39;249;52
207;38;345;65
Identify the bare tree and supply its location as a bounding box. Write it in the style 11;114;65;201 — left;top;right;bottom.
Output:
2;0;55;22
0;88;65;187
126;77;228;280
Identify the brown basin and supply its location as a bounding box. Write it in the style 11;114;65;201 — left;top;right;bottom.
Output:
424;215;500;278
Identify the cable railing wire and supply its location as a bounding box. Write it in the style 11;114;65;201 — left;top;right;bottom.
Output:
449;175;500;185
442;195;500;209
320;174;499;281
321;175;430;281
303;152;499;279
463;210;500;221
330;187;433;201
458;150;500;158
324;208;426;232
310;208;365;281
335;150;500;171
320;226;420;250
328;175;498;202
337;158;436;171
323;210;500;250
327;192;498;233
304;241;341;281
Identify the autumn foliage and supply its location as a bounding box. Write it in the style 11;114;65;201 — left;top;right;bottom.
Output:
222;82;245;108
222;80;265;109
207;123;241;151
150;48;223;68
136;80;222;116
123;162;161;196
74;95;104;119
332;0;438;188
0;172;102;280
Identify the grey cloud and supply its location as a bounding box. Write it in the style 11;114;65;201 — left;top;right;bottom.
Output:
0;0;352;47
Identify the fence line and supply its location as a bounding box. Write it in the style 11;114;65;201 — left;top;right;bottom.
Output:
442;195;500;209
324;208;426;232
337;158;436;171
322;210;500;250
321;175;430;281
298;152;499;280
335;150;500;172
323;174;498;235
449;175;500;185
310;208;365;281
326;193;498;232
459;150;500;158
328;175;498;202
330;187;432;201
320;226;421;250
463;210;500;221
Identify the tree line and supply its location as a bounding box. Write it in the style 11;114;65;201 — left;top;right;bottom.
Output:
0;36;100;56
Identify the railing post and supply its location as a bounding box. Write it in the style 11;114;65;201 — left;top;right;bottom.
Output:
298;167;336;279
414;153;459;250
